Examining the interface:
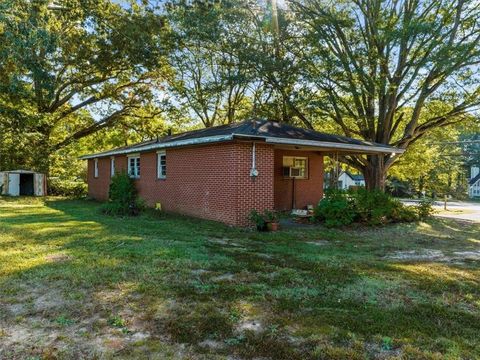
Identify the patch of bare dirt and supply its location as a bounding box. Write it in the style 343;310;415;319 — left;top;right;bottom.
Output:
453;251;480;261
0;283;165;359
386;249;480;263
235;319;264;334
45;253;73;263
306;240;330;246
386;249;448;261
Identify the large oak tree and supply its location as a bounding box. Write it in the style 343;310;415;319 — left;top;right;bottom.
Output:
286;0;480;189
0;0;167;172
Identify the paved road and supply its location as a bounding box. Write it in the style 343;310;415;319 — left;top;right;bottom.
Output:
401;199;480;223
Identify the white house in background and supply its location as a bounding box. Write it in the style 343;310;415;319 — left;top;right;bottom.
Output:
469;166;480;198
338;171;365;190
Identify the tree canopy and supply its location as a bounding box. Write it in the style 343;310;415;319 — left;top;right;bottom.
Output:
1;0;479;195
0;0;168;171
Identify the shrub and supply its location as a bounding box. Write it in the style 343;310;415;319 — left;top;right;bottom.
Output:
416;198;435;220
101;172;143;216
48;177;87;198
390;203;419;223
314;190;355;227
248;209;280;231
350;189;400;225
248;210;267;231
314;189;417;227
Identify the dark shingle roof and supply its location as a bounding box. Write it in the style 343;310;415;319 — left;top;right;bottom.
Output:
345;171;365;181
81;119;402;159
469;173;480;186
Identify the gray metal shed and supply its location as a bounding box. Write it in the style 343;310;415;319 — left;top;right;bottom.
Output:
0;170;47;196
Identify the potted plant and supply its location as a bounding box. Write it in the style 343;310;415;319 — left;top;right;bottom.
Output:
264;210;280;231
248;210;267;231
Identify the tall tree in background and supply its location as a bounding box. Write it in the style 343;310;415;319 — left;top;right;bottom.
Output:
165;1;252;127
289;0;480;189
0;0;168;172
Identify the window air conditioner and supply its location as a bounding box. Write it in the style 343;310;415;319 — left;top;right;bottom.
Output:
289;167;302;178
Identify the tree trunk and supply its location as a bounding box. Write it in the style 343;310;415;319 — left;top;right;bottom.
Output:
363;155;387;191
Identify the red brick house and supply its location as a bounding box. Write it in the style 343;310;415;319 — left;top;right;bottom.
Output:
81;120;402;226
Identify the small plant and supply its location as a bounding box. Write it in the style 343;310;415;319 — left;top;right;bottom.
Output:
108;315;131;333
55;315;75;326
225;334;246;346
381;336;394;350
248;209;280;231
101;172;143;216
263;210;278;222
108;315;127;328
248;210;267;231
416;197;434;220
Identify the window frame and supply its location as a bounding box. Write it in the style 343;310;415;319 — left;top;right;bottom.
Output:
127;154;141;179
282;156;309;179
157;150;167;179
94;158;99;178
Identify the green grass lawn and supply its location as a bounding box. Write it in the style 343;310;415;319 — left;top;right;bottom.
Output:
1;197;480;359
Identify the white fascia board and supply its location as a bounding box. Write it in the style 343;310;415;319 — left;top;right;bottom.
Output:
79;134;234;160
263;137;404;154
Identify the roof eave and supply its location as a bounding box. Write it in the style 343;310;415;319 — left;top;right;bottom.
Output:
263;137;404;154
79;134;235;160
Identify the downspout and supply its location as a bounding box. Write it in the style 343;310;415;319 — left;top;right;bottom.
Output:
291;177;295;209
250;142;259;177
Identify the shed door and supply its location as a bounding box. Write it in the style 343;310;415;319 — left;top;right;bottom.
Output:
8;173;20;196
0;172;5;194
34;174;45;196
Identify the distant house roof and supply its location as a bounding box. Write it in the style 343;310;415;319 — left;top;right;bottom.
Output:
80;120;404;160
469;173;480;186
343;171;365;181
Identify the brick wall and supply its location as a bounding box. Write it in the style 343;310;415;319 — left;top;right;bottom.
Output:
233;142;274;226
87;141;275;226
273;149;324;210
87;157;111;201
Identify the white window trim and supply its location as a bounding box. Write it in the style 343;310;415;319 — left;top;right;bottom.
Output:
127;154;141;179
157;150;166;179
110;157;115;177
94;158;99;178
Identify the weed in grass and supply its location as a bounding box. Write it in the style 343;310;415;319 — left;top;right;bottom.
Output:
108;315;127;328
55;315;75;326
381;336;393;350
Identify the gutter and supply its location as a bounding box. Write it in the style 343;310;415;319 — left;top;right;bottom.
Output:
79;134;234;159
263;137;404;154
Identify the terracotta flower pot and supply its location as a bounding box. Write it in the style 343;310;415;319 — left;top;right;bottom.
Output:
267;222;279;231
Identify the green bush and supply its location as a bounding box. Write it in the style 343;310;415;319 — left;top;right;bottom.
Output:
314;189;417;227
416;198;434;220
48;178;87;198
101;172;143;216
351;189;418;225
351;189;395;225
314;190;356;227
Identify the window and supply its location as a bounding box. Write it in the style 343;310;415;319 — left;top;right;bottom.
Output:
282;156;308;179
110;157;115;177
94;159;99;178
128;155;140;178
157;151;166;179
